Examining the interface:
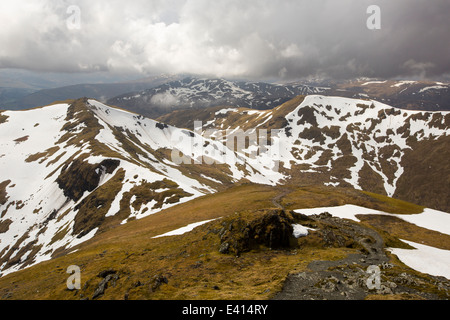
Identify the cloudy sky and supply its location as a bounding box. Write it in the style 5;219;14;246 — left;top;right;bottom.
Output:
0;0;449;82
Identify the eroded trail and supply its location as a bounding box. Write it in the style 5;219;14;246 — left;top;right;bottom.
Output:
273;212;450;300
271;188;292;210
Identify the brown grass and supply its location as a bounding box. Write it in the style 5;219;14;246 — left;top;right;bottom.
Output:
0;180;11;205
0;112;9;124
394;135;450;212
25;146;60;163
0;219;12;234
358;163;386;196
13;136;29;144
0;184;445;300
281;185;424;215
361;191;424;215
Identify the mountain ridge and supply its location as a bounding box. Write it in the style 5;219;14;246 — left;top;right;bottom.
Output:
159;94;449;210
0;94;449;286
107;77;450;120
107;77;327;119
0;97;280;276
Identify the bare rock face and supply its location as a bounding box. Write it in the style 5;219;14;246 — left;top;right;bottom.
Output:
92;269;119;300
218;209;296;255
57;158;120;202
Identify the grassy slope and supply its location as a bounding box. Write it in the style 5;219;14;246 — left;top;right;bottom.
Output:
0;183;446;300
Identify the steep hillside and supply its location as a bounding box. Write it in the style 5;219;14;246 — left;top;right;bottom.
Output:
0;98;279;276
160;95;450;211
0;184;448;300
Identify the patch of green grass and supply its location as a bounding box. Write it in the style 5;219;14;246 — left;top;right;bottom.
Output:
362;191;425;214
280;185;425;216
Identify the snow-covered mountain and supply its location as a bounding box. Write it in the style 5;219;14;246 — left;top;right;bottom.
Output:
107;77;326;118
0;98;280;276
160;94;450;211
0;95;449;277
296;79;450;111
108;78;450;120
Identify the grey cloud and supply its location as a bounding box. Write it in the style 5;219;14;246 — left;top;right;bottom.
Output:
0;0;448;81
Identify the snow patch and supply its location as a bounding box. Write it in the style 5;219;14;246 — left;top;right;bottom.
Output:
388;240;450;279
152;219;218;238
419;86;447;93
294;204;450;236
292;224;314;238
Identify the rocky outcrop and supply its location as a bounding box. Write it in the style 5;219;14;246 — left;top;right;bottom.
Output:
273;212;450;300
217;209;296;256
57;159;120;202
92;269;119;300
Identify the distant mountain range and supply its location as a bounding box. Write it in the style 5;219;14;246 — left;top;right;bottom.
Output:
108;77;450;118
0;74;183;110
107;77;326;118
4;76;448;117
310;78;450;111
0;87;35;108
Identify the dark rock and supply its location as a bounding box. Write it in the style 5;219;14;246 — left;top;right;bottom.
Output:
155;122;169;130
219;242;230;254
149;274;169;293
218;209;295;255
98;269;117;278
317;212;332;219
92;272;119;300
57;159;120;202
